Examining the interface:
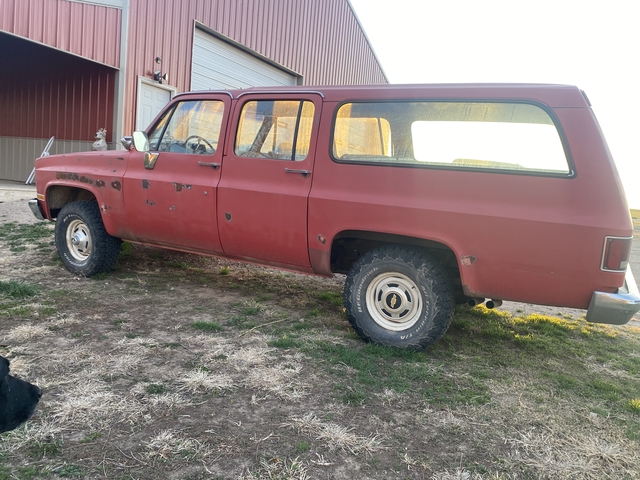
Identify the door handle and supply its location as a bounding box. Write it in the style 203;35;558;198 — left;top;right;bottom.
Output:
198;161;221;169
285;168;311;177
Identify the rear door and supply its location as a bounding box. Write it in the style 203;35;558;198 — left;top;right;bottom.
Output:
217;93;322;268
122;94;231;252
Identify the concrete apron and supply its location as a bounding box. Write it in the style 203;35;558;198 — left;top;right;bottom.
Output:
0;181;36;202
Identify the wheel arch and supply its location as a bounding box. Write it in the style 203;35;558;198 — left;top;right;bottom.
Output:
46;185;98;219
329;230;467;302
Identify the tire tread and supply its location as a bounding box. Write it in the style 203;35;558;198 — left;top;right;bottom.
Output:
344;246;454;350
55;201;121;276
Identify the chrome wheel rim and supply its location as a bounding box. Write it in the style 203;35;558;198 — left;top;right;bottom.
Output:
66;219;92;262
366;272;423;331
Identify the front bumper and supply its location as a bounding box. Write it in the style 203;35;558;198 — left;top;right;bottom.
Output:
586;266;640;325
28;198;45;221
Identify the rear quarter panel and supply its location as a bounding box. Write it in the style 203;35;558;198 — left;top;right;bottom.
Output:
308;98;631;309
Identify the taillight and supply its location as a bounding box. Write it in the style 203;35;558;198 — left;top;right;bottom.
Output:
601;236;632;272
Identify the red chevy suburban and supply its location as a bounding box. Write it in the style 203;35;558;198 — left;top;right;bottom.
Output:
29;84;640;350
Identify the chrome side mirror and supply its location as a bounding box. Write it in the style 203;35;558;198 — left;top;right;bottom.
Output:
120;136;133;150
131;131;159;170
132;131;150;152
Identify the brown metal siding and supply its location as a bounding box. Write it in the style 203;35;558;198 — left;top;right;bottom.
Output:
0;0;121;68
124;0;387;133
0;70;114;141
0;33;115;142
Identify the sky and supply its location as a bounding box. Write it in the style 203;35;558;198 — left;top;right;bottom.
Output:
349;0;639;208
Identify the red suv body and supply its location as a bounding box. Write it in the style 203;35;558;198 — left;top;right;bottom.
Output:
30;84;640;350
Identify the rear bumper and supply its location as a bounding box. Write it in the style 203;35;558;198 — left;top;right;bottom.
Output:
586;266;640;325
28;198;45;221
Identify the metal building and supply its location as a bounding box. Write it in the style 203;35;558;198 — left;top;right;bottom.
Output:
0;0;387;182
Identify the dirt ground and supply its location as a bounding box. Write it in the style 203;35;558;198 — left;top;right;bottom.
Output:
1;199;639;479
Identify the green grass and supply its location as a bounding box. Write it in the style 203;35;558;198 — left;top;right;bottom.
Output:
80;432;103;443
120;242;133;259
27;439;62;458
295;441;311;453
146;384;167;395
0;222;54;254
55;464;84;478
191;321;223;332
317;291;344;306
295;305;640;413
628;399;640;415
268;335;301;349
0;280;39;299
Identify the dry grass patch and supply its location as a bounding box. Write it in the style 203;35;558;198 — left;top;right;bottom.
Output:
2;323;50;341
51;379;146;428
284;413;381;455
178;370;236;393
238;456;310;480
145;429;213;460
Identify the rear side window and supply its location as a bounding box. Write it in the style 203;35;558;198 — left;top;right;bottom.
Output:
235;100;315;161
332;102;571;175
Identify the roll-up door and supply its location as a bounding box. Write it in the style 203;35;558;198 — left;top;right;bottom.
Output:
191;28;298;91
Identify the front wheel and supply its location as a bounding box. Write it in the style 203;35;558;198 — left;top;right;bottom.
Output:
344;246;455;350
55;201;121;276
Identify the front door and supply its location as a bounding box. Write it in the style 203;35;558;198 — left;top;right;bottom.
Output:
123;95;230;253
136;80;173;130
217;94;322;268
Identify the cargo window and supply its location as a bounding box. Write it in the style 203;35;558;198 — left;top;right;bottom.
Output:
332;102;571;175
235;100;315;161
148;100;224;155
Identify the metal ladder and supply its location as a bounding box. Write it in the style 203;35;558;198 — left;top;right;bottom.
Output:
25;136;55;185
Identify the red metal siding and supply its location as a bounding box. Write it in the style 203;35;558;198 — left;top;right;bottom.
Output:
124;0;387;133
0;33;115;142
0;0;121;68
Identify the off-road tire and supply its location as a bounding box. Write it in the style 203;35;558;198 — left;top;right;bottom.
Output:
344;246;455;350
55;201;121;276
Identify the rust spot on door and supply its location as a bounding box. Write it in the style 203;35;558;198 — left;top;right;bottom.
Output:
172;183;192;192
111;181;122;191
142;179;150;189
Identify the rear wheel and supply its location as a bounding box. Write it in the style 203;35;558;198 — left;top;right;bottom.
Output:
344;246;455;350
55;201;121;276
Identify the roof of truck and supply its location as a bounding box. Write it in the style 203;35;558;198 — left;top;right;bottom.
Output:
174;83;589;108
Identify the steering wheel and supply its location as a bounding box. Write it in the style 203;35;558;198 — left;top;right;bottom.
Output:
185;135;215;155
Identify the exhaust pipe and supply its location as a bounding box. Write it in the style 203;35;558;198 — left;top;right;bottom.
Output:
467;298;485;307
485;299;503;309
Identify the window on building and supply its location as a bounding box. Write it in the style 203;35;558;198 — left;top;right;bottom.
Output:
332;101;570;175
235;100;315;160
147;100;224;155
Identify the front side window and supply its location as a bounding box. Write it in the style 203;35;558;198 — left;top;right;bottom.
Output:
235;100;315;160
332;101;570;175
147;100;224;155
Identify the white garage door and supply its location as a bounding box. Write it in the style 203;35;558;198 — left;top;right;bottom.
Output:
191;28;298;91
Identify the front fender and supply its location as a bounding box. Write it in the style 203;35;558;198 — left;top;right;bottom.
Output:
35;152;129;237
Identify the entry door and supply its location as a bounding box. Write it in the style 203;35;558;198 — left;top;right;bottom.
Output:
217;94;322;268
123;96;230;253
136;80;173;130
